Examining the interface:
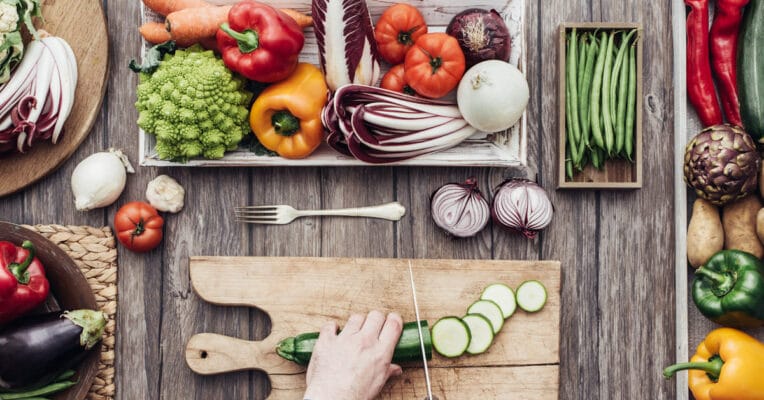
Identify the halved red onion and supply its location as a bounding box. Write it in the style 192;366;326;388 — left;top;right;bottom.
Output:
492;179;553;239
431;178;490;238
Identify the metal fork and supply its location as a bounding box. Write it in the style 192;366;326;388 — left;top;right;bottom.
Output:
234;202;406;225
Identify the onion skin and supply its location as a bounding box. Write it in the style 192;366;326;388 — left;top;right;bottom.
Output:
446;9;511;68
491;179;553;239
430;177;491;238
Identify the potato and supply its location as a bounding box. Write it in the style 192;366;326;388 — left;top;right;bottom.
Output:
757;208;764;246
687;199;724;268
723;195;764;258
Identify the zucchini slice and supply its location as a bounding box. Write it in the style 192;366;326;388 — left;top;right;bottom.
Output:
480;283;517;319
431;317;471;358
466;299;504;334
461;314;494;355
516;280;548;313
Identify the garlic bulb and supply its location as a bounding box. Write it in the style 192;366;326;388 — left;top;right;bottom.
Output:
71;149;134;211
146;175;185;213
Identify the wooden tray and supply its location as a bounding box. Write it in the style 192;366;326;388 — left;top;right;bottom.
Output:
0;222;99;400
671;2;764;399
138;0;529;168
184;257;561;399
557;22;643;190
0;0;109;197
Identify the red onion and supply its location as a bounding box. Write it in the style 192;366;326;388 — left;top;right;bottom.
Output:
492;179;553;239
431;178;490;238
446;9;511;69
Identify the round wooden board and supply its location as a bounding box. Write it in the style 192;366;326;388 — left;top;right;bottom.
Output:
0;221;99;400
0;0;109;197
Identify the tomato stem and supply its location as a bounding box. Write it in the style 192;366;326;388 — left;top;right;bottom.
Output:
397;26;421;45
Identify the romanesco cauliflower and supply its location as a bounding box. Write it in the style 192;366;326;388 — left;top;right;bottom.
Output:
136;45;253;161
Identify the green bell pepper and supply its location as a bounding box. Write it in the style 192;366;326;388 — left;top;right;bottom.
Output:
692;250;764;328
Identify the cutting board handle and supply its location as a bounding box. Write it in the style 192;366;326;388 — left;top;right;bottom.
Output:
185;333;302;376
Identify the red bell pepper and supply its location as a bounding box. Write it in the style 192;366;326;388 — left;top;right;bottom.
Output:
686;0;723;127
217;1;305;83
0;240;50;324
710;0;748;127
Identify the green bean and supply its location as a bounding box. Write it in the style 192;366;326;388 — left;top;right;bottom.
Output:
568;28;581;144
589;31;608;149
601;31;616;154
609;32;625;124
54;370;76;383
565;40;580;164
577;34;587;97
579;35;598;148
625;39;637;161
566;146;574;179
0;381;76;400
615;36;631;155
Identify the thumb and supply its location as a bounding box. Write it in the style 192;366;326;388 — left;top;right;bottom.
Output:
386;363;403;380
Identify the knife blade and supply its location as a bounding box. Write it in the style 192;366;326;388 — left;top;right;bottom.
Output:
407;260;433;400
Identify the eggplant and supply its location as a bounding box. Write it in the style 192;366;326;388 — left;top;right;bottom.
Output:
0;309;106;390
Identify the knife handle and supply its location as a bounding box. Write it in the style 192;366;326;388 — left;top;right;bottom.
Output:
185;333;303;375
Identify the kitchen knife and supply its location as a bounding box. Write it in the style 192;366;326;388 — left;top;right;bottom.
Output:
407;260;434;400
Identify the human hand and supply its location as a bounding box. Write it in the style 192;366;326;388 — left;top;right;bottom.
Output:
303;311;404;400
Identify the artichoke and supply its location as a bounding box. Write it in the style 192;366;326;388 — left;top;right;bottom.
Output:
684;124;760;206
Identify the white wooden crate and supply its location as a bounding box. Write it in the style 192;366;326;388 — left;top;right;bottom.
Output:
138;0;527;167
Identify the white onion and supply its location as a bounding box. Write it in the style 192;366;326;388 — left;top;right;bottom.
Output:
492;179;553;238
71;149;134;211
431;178;491;238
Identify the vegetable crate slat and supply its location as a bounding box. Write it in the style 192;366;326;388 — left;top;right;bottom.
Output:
671;1;764;400
184;257;561;399
138;0;529;167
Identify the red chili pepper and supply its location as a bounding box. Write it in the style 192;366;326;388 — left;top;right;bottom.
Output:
0;241;50;324
710;0;748;127
686;0;723;127
216;1;305;83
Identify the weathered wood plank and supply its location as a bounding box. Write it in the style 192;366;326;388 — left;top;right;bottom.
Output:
105;1;163;399
595;0;675;398
536;1;601;400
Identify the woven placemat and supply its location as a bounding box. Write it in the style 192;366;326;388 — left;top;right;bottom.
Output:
23;224;117;400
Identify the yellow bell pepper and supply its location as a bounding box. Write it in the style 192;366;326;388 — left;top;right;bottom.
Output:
664;328;764;400
249;63;328;159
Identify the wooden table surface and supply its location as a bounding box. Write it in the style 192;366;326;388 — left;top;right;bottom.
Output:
0;0;678;399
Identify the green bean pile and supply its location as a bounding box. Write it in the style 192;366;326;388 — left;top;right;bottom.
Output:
565;28;638;179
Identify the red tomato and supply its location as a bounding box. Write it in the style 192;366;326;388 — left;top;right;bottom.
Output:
114;202;164;253
374;3;428;64
380;64;417;95
404;33;466;99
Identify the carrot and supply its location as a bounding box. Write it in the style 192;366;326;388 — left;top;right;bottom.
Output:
165;5;312;47
279;9;313;30
199;37;220;53
142;0;210;16
165;5;232;47
139;22;172;44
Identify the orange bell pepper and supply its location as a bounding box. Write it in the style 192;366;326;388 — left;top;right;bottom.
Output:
249;63;328;159
664;327;764;400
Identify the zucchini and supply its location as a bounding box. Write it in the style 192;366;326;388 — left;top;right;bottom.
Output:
739;0;764;141
466;300;504;334
461;314;494;355
480;283;517;319
431;316;471;358
276;320;432;366
516;280;548;313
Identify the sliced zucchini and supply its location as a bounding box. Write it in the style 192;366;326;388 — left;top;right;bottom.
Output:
466;299;504;334
431;317;471;358
461;314;494;355
480;283;517;319
516;280;548;313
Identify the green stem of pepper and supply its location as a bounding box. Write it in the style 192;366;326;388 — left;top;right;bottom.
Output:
663;355;724;382
220;23;260;54
272;110;301;137
695;267;736;297
8;241;35;285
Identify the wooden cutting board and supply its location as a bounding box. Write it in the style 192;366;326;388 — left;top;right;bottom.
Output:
185;257;561;400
